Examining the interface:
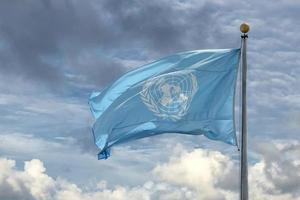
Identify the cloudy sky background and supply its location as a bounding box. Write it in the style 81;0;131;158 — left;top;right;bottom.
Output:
0;0;300;199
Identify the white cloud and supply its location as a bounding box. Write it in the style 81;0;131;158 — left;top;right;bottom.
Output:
1;140;299;200
153;146;235;200
0;157;195;200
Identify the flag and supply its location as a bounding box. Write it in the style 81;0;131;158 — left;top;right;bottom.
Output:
89;49;240;159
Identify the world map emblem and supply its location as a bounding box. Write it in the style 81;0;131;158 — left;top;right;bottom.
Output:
140;71;198;121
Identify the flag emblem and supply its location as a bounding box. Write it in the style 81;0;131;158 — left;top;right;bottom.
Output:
140;71;198;121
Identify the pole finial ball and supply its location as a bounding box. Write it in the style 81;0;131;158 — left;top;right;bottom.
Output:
240;23;250;33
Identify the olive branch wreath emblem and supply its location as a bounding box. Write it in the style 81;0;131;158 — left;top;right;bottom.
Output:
140;72;198;121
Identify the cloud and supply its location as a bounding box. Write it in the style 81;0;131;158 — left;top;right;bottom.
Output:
154;147;236;200
0;93;91;137
0;157;195;200
0;0;126;90
0;158;54;200
152;141;300;200
1;140;300;200
0;132;193;187
0;0;240;92
252;140;300;195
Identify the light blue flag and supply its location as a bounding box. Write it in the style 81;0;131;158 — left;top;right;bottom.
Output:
89;49;240;159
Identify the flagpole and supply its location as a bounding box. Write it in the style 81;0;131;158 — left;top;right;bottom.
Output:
240;23;249;200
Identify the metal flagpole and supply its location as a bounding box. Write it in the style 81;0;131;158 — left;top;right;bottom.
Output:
240;23;249;200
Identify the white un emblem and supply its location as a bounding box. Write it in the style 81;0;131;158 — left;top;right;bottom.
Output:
140;71;198;121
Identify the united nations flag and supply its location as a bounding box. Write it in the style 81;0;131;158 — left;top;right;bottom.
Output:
89;49;240;159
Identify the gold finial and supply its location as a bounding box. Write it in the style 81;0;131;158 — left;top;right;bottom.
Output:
240;23;250;33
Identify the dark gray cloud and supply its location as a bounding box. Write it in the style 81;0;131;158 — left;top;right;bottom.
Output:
254;141;300;195
0;0;299;93
0;0;234;92
0;0;120;89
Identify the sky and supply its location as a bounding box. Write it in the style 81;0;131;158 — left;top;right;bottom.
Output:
0;0;300;199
